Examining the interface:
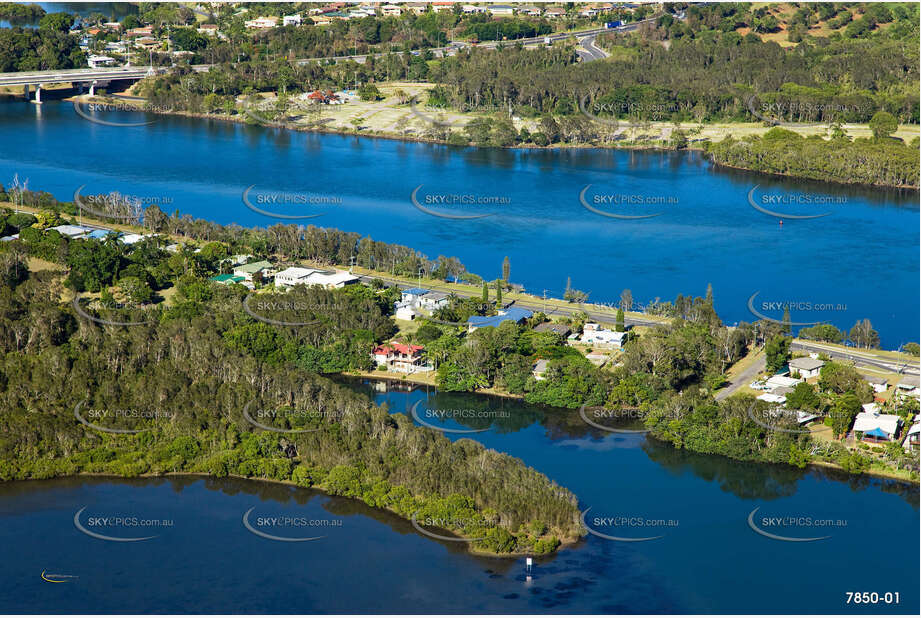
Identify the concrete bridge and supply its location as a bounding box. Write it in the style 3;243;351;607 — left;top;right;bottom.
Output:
0;66;158;102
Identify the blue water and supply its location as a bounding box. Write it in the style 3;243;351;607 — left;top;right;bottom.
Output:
1;383;917;614
0;101;918;347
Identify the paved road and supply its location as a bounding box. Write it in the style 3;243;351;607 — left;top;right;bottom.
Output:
0;14;676;86
576;35;608;61
716;353;765;401
791;341;919;376
715;341;918;401
352;272;664;328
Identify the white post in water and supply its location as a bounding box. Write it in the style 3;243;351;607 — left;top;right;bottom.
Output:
526;556;532;572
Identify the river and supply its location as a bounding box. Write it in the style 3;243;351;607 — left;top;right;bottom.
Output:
0;100;918;347
0;382;917;613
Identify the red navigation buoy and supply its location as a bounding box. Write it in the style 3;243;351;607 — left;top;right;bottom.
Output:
779;219;783;226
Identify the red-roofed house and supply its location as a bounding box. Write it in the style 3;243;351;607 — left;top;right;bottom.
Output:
373;342;427;373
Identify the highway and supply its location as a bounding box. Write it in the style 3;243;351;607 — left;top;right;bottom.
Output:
351;272;920;382
0;18;667;87
351;271;667;329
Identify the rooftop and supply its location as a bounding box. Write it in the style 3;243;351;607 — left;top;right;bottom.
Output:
789;357;825;371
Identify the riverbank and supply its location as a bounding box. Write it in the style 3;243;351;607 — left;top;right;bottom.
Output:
47;470;581;556
82;83;921;189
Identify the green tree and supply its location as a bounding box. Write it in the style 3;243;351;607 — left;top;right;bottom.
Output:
502;256;510;282
764;335;791;374
829;393;860;438
786;382;820;411
615;308;625;332
868;111;898;140
481;281;488;303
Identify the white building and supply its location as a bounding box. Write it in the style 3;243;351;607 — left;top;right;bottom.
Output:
394;302;419;321
765;375;803;390
788;357;825;379
87;55;116;68
273;266;315;288
418;291;449;311
853;411;902;442
282;14;302;26
757;393;787;405
863;375;889;393
49;225;92;238
380;4;402;16
462;4;488;13
274;267;358;289
488;5;516;16
579;323;627;348
244;16;278;28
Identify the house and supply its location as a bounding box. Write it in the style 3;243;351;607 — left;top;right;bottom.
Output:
245;16;279;28
400;287;430;304
304;269;358;288
85;228;115;239
274;266;357;289
418;291;449;311
49;225;92;238
488;5;517;16
134;37;160;50
462;4;488;13
394;302;420;321
518;5;543;16
467;306;533;331
273;266;315;288
770;386;794;398
534;322;572;337
861;402;880;415
197;24;219;36
853;411;902;443
757;393;787;405
896;375;920;400
765;375;803;390
532;359;550;380
283;14;302;26
380;4;402;16
432;2;456;13
233;260;275;281
210;274;245;285
863;375;889;393
102;21;122;31
789;357;825;379
544;8;566;18
579;323;627;348
118;233;151;245
406;2;429;15
126;26;153;37
579;8;598;17
304;89;340;104
87;55;116;68
903;420;920;451
372;342;428;373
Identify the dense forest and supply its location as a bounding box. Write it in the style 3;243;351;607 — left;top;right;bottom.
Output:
707;127;919;188
0;250;580;555
0;12;85;72
0;190;582;555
